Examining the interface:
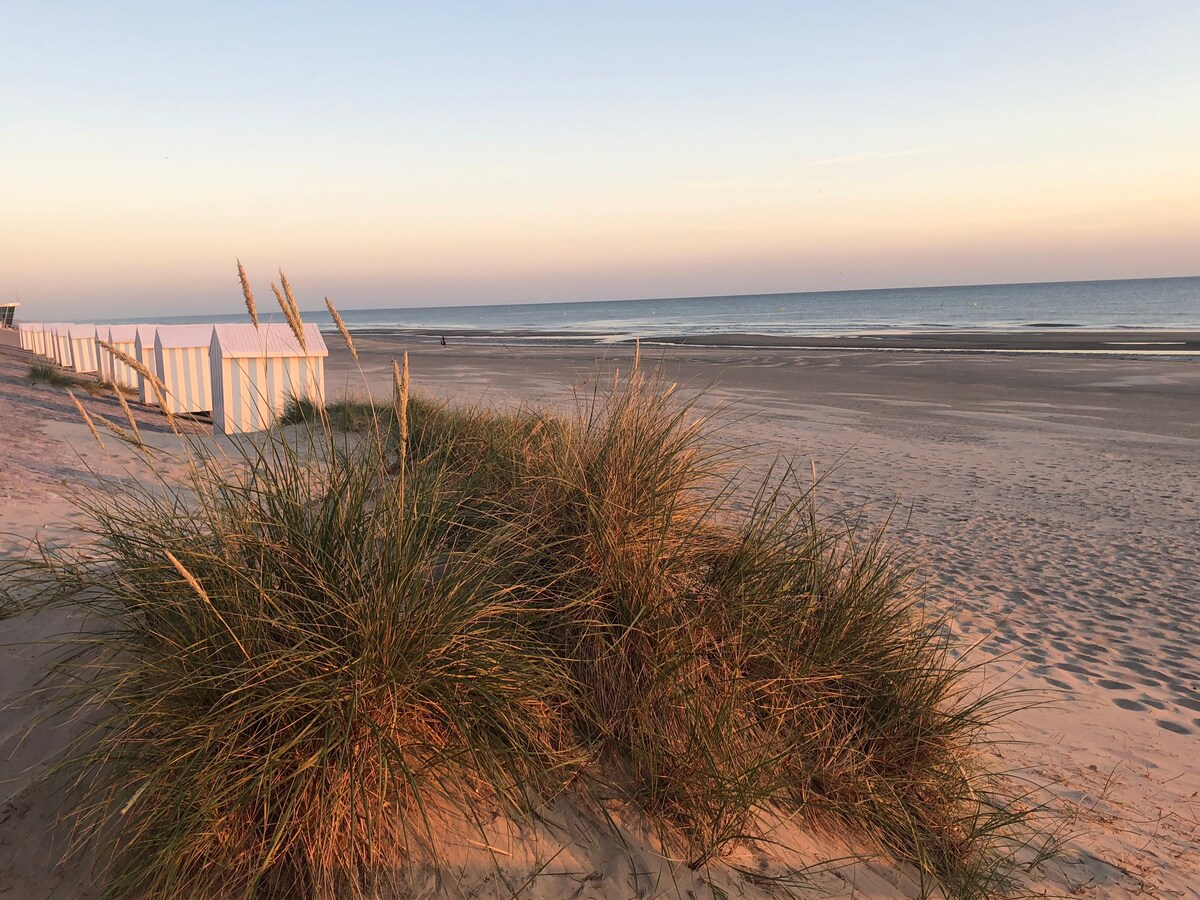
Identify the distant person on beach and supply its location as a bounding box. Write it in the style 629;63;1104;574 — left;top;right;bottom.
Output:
440;335;447;346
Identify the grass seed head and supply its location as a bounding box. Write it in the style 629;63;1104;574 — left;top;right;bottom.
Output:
67;389;105;449
272;278;307;350
325;296;357;362
236;258;259;328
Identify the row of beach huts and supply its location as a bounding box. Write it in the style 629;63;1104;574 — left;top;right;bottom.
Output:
15;321;328;436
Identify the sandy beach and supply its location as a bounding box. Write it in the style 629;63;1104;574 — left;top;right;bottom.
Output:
2;333;1198;897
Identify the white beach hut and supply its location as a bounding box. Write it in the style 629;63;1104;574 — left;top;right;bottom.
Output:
19;323;49;356
96;326;113;383
133;325;161;404
67;324;100;374
51;324;76;368
98;324;142;390
153;325;215;415
210;323;328;435
37;324;60;360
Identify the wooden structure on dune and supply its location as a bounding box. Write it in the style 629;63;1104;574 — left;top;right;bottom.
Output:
0;303;17;329
67;324;100;374
18;323;49;356
210;323;328;435
153;325;215;415
98;325;142;390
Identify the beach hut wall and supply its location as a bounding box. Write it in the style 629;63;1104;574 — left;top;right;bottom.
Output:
36;323;58;360
18;323;48;356
100;325;142;391
133;325;161;404
96;326;112;383
67;325;100;374
32;325;49;357
210;323;328;435
153;325;216;415
51;325;76;369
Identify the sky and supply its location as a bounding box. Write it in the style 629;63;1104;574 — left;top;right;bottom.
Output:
3;1;1198;319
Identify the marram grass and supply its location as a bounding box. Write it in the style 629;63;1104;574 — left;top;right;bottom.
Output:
8;274;1047;899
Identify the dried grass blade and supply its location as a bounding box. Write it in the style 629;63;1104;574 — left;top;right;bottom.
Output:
98;340;166;393
164;550;250;661
325;297;357;362
237;258;259;328
113;384;142;443
272;280;307;350
67;389;105;449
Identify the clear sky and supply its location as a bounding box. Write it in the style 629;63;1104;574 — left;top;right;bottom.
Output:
4;1;1198;319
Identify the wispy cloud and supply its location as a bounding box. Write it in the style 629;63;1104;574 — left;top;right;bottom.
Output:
799;146;948;168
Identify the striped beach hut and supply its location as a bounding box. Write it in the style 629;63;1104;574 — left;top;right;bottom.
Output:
133;325;161;404
18;323;49;356
210;323;328;435
153;325;215;415
36;324;59;360
50;324;75;368
98;325;142;390
67;324;100;374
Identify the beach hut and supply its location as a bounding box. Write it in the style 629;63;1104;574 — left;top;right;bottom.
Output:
98;325;142;390
50;324;75;368
153;325;215;415
67;324;100;374
210;323;328;435
133;325;162;404
36;323;58;360
18;323;49;356
96;326;112;383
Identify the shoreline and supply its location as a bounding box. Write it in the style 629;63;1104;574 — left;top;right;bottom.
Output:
334;327;1200;356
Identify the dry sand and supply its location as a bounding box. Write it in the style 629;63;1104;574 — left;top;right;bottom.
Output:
2;334;1198;897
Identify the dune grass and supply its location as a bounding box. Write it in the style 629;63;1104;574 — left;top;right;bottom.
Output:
28;361;82;388
9;276;1045;899
279;395;380;433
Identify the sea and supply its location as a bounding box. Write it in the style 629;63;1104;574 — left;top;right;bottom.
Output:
113;276;1200;346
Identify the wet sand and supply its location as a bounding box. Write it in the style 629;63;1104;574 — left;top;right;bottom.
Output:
348;327;1200;354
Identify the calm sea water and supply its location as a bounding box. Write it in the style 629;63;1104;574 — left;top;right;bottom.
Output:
118;277;1200;344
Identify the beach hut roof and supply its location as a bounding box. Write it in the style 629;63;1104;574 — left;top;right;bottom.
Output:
107;324;142;342
154;324;215;349
212;323;329;359
19;322;45;330
68;324;96;339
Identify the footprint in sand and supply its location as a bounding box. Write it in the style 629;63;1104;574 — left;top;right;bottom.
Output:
1096;679;1133;691
1156;719;1192;735
1113;698;1145;711
1056;661;1096;676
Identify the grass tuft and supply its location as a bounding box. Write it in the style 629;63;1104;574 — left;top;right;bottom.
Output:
28;361;81;388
